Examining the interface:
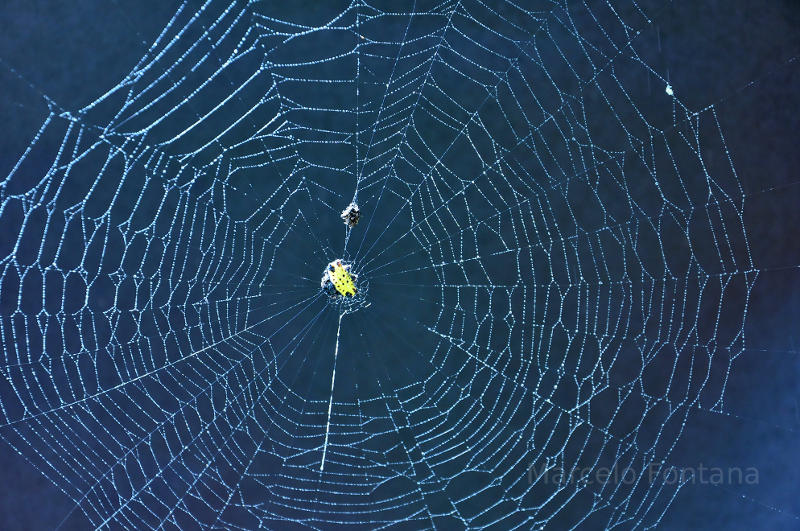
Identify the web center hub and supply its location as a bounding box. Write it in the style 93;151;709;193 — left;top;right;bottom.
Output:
321;259;369;312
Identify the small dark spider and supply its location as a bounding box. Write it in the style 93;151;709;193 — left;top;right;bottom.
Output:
340;202;360;228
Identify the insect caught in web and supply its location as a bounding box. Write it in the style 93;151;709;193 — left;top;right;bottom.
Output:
340;202;360;228
320;259;357;297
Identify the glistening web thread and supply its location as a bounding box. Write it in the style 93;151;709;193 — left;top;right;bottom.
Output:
0;1;757;528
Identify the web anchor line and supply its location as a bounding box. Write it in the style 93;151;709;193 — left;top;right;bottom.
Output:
321;311;345;471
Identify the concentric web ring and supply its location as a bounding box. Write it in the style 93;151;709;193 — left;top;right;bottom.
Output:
0;0;754;528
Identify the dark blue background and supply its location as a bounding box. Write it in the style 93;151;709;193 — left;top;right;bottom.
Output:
0;1;798;529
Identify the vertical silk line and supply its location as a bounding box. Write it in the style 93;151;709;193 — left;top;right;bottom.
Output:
321;312;345;471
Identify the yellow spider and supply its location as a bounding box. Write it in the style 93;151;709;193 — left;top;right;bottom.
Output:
321;260;357;297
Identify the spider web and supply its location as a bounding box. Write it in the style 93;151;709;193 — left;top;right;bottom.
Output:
0;0;756;528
